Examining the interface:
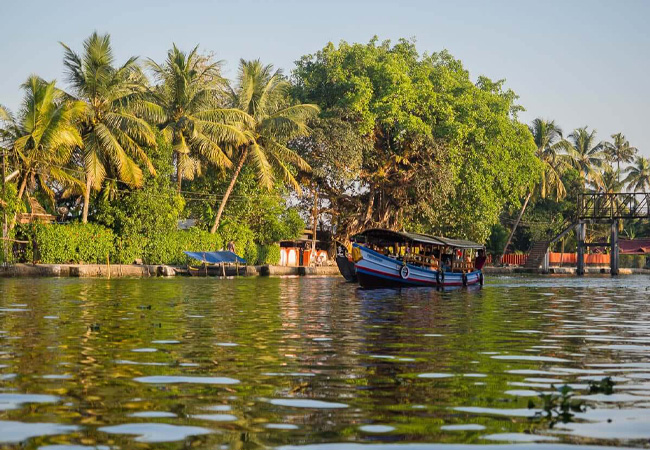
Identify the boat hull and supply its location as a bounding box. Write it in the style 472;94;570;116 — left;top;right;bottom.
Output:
335;242;357;282
353;244;482;289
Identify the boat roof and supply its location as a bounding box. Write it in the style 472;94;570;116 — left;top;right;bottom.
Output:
356;228;483;249
184;251;246;264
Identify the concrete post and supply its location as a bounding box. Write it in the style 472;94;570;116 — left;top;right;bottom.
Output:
576;221;585;276
611;219;619;276
542;250;549;273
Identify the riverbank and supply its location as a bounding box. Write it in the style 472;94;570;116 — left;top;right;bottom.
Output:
483;266;650;275
0;263;342;278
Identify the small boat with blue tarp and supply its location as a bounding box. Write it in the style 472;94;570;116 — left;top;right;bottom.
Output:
344;229;486;289
184;251;247;277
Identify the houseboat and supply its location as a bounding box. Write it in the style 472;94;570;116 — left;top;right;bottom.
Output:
342;228;486;289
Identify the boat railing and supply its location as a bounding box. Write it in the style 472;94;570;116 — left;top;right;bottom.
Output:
403;254;439;270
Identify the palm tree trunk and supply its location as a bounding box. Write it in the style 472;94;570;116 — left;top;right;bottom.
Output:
8;170;30;231
210;146;249;234
177;154;182;193
499;191;532;263
82;176;92;224
310;187;319;266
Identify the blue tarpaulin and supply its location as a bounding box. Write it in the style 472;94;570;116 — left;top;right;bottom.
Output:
184;251;246;264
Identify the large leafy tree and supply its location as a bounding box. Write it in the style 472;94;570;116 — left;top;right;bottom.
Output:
0;76;84;227
209;59;318;233
624;156;650;192
603;132;637;182
61;32;157;223
293;38;540;241
565;127;605;188
146;45;250;191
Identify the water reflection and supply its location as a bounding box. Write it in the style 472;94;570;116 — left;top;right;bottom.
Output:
0;275;649;448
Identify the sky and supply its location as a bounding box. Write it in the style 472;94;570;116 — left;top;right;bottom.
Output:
2;0;649;155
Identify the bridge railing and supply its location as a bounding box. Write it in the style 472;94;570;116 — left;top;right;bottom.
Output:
577;192;650;220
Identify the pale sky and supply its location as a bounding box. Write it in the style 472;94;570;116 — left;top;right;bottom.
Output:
2;0;649;155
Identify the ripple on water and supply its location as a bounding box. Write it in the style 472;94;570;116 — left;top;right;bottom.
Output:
482;433;559;442
454;406;541;418
268;399;349;409
98;423;213;442
192;413;238;422
359;425;395;433
265;423;299;430
134;376;240;385
0;393;59;411
441;424;486;431
128;411;177;418
0;421;79;444
491;355;570;362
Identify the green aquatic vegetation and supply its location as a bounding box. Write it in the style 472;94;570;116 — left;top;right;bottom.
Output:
529;385;586;428
588;376;615;395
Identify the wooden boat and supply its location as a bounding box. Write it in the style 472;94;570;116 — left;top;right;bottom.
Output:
184;251;246;277
346;229;485;289
335;241;357;282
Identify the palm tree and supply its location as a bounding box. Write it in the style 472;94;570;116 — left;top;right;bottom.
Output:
61;32;157;223
501;118;568;257
624;156;650;192
565;127;606;188
530;119;570;201
146;45;250;191
603;133;637;182
0;76;84;228
209;60;318;233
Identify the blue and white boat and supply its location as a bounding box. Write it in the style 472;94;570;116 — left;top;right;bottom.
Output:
346;229;485;289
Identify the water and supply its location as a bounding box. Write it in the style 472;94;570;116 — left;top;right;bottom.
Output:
1;275;650;449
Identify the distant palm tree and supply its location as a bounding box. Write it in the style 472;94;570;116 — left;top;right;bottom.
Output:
624;156;650;192
603;133;637;182
530;118;570;200
0;76;84;227
565;127;606;188
598;165;625;193
147;45;251;191
61;32;157;223
501;118;569;257
209;60;318;233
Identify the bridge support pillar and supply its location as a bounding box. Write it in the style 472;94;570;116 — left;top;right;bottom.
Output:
611;219;619;276
576;221;585;276
541;250;549;273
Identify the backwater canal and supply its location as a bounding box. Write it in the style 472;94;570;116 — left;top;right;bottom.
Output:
1;275;650;449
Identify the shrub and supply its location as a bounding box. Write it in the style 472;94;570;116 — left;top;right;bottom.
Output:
143;229;222;265
256;244;281;265
33;223;114;264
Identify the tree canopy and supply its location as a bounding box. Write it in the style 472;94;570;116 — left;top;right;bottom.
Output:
293;38;541;240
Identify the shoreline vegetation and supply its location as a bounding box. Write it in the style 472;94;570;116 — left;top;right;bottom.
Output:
0;34;643;267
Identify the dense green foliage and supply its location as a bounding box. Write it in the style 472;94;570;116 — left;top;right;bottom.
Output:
293;38;541;241
32;223;114;264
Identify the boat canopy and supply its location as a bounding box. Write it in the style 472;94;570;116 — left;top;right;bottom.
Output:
355;228;483;250
184;251;246;264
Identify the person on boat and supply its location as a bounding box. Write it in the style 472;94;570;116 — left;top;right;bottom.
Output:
442;256;452;272
474;249;487;270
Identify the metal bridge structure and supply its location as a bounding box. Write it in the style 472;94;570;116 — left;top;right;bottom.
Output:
543;192;650;276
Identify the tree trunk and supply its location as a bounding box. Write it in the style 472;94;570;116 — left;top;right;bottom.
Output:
499;191;532;263
210;146;249;234
310;187;319;266
82;176;92;224
9;170;30;231
177;154;182;193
